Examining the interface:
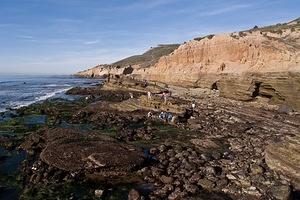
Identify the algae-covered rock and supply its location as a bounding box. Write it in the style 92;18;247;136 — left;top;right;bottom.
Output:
38;128;145;174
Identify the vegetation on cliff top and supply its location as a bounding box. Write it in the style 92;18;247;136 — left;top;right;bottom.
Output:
112;44;180;68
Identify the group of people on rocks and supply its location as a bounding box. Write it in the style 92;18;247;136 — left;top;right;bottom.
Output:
147;110;176;123
123;78;197;123
147;90;171;104
145;89;197;124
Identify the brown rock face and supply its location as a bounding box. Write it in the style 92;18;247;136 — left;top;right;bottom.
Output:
76;19;300;110
138;31;300;84
39;128;145;173
265;135;300;190
217;72;300;110
137;26;300;110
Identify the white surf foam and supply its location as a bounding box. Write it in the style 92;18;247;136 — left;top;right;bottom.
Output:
35;87;72;102
44;84;71;87
12;87;72;109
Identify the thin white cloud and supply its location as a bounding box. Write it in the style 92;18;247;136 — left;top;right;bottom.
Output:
126;0;178;9
198;4;251;17
0;23;14;28
83;40;100;45
17;35;35;39
98;0;182;12
50;17;83;23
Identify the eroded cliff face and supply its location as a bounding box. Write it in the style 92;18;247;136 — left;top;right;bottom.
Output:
76;64;139;78
135;26;300;110
76;19;300;110
138;31;299;84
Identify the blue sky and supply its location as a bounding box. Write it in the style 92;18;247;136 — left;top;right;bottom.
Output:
0;0;299;75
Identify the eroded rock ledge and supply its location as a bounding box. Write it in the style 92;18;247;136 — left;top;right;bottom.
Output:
265;134;300;190
23;128;146;176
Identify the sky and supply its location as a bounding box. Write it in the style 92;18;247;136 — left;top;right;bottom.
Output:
0;0;299;75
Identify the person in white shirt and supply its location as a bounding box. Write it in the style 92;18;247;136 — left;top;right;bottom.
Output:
192;101;196;110
147;91;152;100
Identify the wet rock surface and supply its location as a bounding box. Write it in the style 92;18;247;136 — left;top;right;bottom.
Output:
67;87;145;102
0;82;299;200
37;128;146;173
265;134;300;190
21;127;146;173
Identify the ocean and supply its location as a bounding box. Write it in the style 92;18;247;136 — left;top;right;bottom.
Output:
0;75;100;112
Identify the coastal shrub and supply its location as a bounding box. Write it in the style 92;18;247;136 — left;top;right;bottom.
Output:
123;66;134;75
194;36;204;41
230;34;239;40
194;34;214;41
207;34;215;39
238;32;247;37
270;29;283;35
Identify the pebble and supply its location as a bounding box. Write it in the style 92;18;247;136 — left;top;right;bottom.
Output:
270;185;291;200
94;189;104;198
198;179;215;190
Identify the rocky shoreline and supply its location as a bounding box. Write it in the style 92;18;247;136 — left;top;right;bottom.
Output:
0;76;299;200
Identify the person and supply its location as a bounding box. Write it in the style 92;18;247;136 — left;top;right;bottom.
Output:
129;92;134;99
107;73;111;83
162;92;167;104
147;91;152;100
166;112;173;122
171;115;177;123
159;112;166;120
143;80;148;87
147;111;153;118
191;101;196;110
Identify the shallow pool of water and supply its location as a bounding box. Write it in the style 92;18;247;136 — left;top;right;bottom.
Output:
0;147;26;200
0;147;26;175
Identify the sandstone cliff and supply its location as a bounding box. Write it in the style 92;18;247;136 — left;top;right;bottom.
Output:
76;18;300;110
75;44;180;78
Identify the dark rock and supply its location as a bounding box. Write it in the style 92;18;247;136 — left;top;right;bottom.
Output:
33;128;145;178
149;148;158;155
198;178;215;190
158;145;167;152
189;174;201;184
205;166;216;175
128;189;141;200
265;135;300;189
270;185;291;200
249;164;264;175
278;104;294;114
168;187;187;200
160;175;174;184
184;183;198;194
95;189;104;198
151;167;163;178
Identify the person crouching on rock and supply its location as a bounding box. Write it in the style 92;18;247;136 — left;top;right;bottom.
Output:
147;111;153;118
159;112;166;121
166;110;173;122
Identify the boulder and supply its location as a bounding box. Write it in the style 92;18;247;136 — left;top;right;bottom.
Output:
218;72;300;111
128;189;141;200
269;185;291;200
265;135;300;189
